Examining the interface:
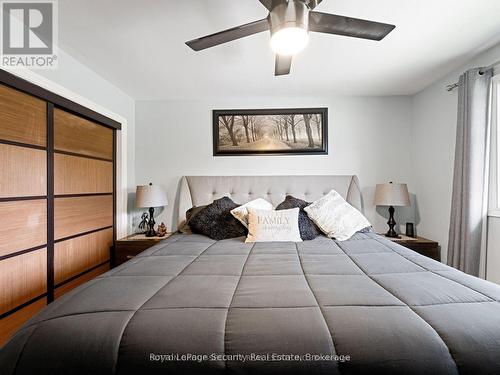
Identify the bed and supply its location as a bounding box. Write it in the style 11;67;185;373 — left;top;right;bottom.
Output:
1;175;500;375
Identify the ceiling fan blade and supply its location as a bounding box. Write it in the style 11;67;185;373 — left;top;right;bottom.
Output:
305;0;323;10
258;0;274;10
309;11;395;41
275;54;292;76
186;18;269;51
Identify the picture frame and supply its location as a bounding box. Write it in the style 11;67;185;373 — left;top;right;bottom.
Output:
213;108;328;156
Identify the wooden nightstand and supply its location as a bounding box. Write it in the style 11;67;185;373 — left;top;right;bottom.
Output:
112;233;173;267
381;234;440;261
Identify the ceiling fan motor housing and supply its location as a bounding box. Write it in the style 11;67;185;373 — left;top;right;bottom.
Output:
268;0;310;36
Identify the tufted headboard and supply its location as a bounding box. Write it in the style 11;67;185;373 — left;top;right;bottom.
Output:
177;175;363;227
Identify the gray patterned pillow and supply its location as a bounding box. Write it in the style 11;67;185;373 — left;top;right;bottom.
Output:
276;195;321;240
178;205;207;234
189;197;247;240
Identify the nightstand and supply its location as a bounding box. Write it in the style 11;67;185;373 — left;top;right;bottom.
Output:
112;233;173;267
381;234;440;261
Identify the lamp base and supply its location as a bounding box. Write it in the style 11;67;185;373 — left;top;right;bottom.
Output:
385;205;399;238
145;229;157;237
144;207;156;237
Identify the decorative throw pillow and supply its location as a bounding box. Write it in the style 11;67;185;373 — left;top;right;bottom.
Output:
245;207;302;243
276;195;321;240
178;205;207;234
231;198;273;228
304;190;371;241
189;197;247;240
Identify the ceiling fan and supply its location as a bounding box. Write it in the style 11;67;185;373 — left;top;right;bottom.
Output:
185;0;395;76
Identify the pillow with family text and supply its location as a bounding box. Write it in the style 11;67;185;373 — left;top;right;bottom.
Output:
245;207;302;243
231;198;273;228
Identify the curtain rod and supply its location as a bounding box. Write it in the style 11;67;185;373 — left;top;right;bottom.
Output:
446;58;500;91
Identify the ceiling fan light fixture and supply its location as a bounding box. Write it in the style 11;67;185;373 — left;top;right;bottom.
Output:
270;26;309;55
268;0;310;56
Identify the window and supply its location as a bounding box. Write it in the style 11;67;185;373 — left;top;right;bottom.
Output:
489;75;500;215
487;73;500;283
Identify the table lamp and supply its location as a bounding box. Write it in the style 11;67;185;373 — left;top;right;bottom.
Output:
136;183;168;237
374;182;410;238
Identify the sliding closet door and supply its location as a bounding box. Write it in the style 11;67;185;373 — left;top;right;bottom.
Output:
0;84;48;342
53;109;114;298
0;71;119;345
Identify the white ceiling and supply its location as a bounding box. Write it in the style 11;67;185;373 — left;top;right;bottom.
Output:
58;0;500;99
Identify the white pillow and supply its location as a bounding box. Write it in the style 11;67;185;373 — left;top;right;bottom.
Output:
231;198;273;228
304;190;371;241
245;207;302;243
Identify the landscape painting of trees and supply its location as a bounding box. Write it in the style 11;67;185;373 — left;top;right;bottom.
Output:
213;108;328;156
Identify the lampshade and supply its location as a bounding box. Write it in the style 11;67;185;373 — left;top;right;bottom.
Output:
136;184;168;208
373;182;410;207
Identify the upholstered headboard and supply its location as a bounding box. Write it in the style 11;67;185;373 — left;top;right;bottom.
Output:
177;175;363;226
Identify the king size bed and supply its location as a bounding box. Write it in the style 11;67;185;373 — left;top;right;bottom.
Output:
1;176;500;375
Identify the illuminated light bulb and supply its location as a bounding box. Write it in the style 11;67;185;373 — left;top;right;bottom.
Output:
270;27;309;56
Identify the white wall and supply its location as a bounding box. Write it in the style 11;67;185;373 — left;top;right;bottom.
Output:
135;96;414;233
411;42;500;263
7;48;136;236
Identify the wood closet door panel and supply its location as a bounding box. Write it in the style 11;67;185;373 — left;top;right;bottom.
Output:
54;195;113;240
0;297;46;346
0;144;46;198
0;200;47;257
54;153;112;195
0;248;47;315
54;108;113;160
54;228;112;284
55;263;109;299
0;84;46;147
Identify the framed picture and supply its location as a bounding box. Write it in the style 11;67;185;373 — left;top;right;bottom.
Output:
213;108;328;156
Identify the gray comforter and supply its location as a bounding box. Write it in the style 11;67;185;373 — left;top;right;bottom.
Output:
1;232;500;375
